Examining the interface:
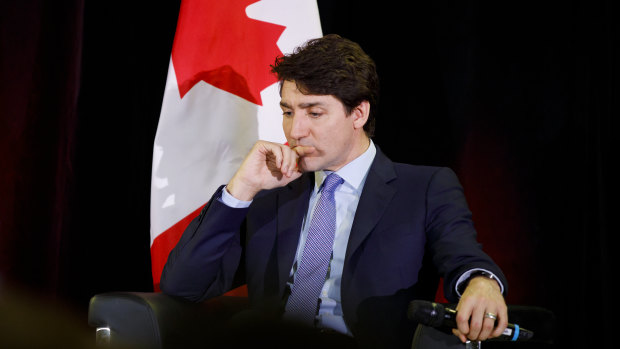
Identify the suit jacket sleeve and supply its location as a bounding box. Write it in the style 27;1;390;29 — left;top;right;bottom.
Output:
424;167;508;302
159;186;248;302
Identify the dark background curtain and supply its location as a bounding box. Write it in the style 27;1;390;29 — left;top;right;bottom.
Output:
0;0;614;347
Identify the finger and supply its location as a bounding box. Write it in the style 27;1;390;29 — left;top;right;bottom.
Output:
262;142;283;169
455;302;472;338
452;329;468;344
279;145;293;176
479;311;497;341
491;305;509;338
283;146;300;177
292;145;316;156
467;303;486;340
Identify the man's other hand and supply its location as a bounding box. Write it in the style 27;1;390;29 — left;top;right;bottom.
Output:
452;276;508;342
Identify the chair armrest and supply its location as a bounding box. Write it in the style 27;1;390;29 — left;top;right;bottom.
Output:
411;304;556;349
88;292;249;349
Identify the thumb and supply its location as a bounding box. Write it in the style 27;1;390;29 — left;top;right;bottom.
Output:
292;145;316;156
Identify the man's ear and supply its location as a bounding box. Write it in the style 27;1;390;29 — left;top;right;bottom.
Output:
352;100;370;130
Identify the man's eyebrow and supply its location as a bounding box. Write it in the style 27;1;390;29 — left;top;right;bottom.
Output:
300;102;324;108
279;101;325;108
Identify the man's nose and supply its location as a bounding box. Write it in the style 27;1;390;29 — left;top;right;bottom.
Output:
288;114;309;139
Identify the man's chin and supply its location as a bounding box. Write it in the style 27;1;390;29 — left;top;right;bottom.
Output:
297;158;322;173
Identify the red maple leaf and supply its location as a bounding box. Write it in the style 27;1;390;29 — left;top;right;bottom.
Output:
171;0;286;106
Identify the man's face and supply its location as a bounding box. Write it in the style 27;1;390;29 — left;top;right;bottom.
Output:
280;80;367;172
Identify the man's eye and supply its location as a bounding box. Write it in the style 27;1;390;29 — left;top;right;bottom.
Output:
309;112;322;118
282;111;292;117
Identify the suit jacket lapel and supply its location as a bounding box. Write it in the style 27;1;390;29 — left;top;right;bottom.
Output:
345;148;397;265
276;173;314;292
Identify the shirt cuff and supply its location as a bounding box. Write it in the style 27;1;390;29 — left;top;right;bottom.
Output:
455;268;505;297
218;186;253;208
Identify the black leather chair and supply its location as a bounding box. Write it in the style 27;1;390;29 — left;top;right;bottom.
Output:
88;292;249;349
88;292;555;349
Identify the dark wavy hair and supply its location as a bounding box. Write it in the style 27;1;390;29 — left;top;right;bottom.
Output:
270;34;379;137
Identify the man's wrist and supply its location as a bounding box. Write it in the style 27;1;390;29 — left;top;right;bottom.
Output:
226;176;259;202
467;274;501;292
219;185;253;208
456;270;503;296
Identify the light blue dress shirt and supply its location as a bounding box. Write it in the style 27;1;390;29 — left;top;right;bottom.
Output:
288;141;377;335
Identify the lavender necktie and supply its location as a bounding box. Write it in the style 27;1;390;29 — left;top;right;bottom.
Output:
284;173;344;325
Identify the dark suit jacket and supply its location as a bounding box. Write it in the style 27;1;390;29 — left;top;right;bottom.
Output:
161;148;507;348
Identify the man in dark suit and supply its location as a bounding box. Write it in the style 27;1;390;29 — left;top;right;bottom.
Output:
161;34;508;348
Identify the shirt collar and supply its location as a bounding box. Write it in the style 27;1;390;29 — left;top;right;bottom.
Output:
314;140;377;192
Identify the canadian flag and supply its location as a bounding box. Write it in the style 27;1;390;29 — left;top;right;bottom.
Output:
150;0;322;292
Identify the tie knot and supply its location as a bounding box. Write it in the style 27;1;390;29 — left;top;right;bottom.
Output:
321;173;344;194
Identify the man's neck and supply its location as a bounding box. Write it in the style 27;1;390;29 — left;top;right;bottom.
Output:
326;134;371;172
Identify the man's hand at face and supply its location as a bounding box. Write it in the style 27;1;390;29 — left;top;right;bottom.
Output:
226;141;316;201
452;276;508;343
